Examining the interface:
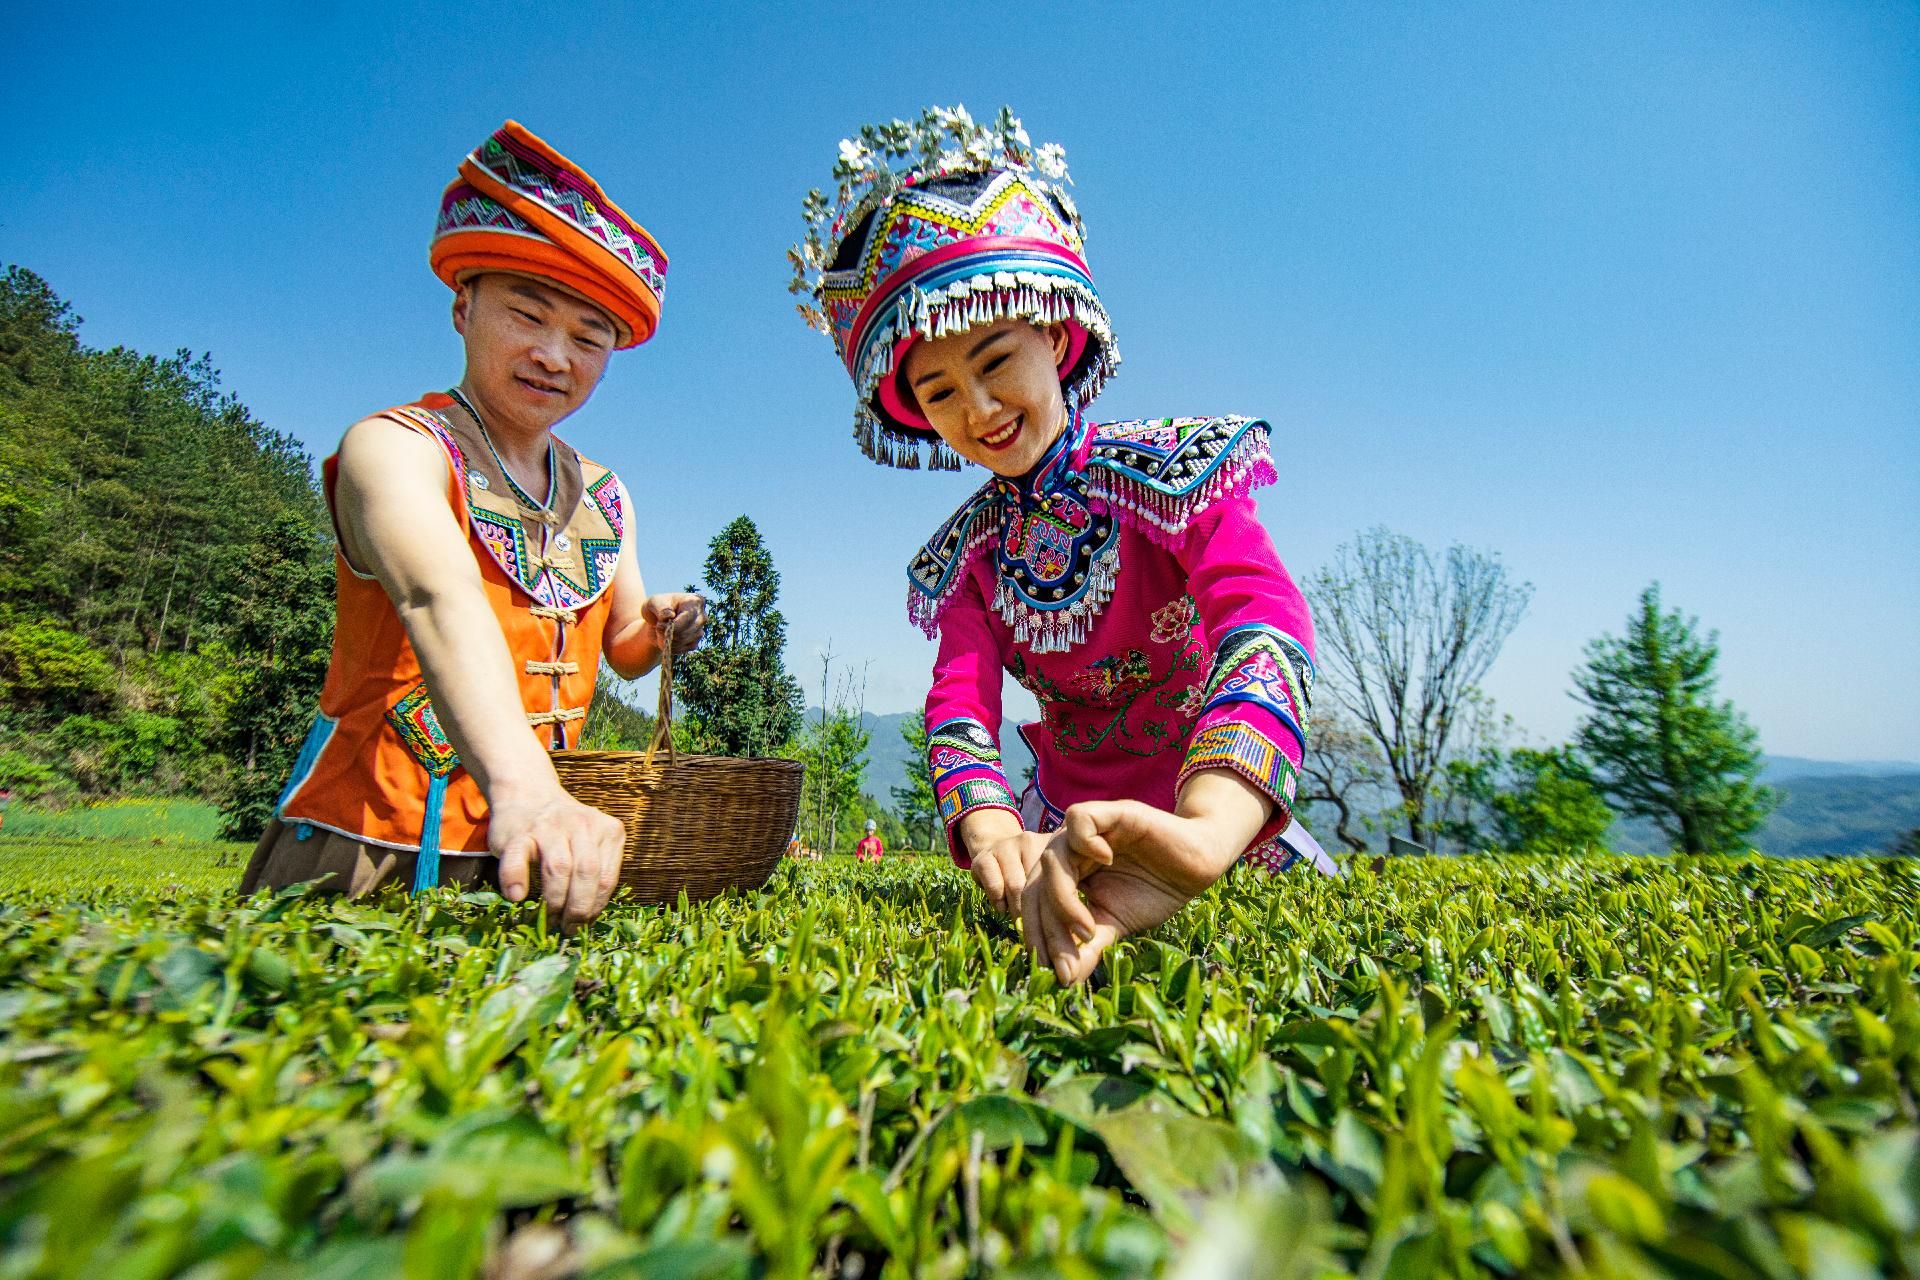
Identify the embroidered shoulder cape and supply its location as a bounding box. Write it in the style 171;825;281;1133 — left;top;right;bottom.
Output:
908;415;1279;647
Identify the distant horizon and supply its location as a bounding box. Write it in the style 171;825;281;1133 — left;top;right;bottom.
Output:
805;700;1920;776
8;1;1915;758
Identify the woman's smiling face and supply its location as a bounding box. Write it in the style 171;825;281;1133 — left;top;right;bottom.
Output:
900;318;1071;476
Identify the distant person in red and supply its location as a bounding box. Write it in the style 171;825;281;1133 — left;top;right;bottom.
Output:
855;819;885;863
0;787;12;834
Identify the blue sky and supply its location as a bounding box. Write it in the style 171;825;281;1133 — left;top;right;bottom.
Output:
7;1;1916;759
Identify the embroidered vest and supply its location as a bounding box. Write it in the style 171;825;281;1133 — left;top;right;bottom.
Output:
276;392;627;887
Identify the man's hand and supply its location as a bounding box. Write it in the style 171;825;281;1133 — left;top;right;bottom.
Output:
643;593;706;653
491;785;626;931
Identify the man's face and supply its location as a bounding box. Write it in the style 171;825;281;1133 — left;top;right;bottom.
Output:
901;318;1072;476
453;274;617;432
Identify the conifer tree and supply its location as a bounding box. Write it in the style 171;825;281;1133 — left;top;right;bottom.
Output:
1572;585;1774;854
676;516;803;758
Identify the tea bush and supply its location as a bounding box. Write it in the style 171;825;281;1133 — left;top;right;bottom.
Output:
0;847;1914;1278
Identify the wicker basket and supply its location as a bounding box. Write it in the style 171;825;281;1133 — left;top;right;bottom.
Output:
548;633;804;905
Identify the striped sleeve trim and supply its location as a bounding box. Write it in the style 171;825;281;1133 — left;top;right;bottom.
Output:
1178;721;1301;831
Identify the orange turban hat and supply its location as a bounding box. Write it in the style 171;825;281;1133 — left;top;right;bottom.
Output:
430;121;667;348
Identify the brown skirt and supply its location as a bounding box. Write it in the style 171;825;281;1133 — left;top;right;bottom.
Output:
238;819;497;898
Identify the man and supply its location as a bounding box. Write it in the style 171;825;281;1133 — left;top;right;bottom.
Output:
239;121;704;930
855;819;885;863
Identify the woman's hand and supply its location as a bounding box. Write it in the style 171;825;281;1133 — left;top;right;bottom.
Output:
1022;792;1258;985
968;828;1054;917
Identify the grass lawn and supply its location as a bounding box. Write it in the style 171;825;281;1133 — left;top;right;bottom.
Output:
0;796;225;843
0;799;245;895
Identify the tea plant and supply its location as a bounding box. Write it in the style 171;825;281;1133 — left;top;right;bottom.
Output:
0;848;1914;1277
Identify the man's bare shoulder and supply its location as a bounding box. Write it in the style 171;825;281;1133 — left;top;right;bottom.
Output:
332;414;471;577
336;414;453;493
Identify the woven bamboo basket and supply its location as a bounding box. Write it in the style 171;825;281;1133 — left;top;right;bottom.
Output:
548;633;804;905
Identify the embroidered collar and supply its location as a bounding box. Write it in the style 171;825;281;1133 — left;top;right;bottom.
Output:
383;399;626;611
905;415;1279;653
985;409;1120;652
991;409;1087;509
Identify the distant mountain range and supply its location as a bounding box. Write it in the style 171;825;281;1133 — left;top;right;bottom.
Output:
1611;756;1920;858
833;709;1918;858
1762;756;1920;782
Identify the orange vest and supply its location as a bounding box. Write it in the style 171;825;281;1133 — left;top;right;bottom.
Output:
276;393;626;879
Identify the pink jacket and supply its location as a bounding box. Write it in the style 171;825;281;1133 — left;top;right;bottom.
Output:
913;415;1333;877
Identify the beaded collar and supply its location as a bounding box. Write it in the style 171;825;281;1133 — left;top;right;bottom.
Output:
987;410;1121;653
906;414;1279;653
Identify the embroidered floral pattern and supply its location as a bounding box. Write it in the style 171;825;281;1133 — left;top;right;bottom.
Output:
1150;595;1199;645
1010;592;1204;758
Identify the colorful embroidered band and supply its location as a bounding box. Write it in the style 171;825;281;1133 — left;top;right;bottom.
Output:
432;120;668;348
386;681;461;893
928;717;1018;827
1179;721;1301;828
382;404;626;611
1198;625;1315;754
791;106;1119;468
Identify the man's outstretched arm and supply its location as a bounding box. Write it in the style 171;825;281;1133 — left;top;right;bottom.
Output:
332;416;622;929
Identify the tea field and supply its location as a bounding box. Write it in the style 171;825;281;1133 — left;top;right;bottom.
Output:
0;834;1915;1278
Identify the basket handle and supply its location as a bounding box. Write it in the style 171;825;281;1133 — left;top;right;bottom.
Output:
641;621;676;770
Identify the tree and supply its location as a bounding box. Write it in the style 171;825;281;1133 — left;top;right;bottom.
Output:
1308;527;1531;847
1491;749;1614;854
0;620;118;725
1426;693;1512;854
214;512;334;838
791;650;870;856
1572;585;1775;854
891;714;941;854
800;712;869;855
1295;702;1388;852
1;266;335;806
675;516;803;758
